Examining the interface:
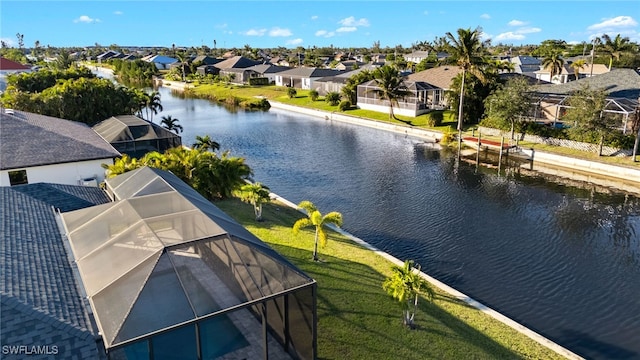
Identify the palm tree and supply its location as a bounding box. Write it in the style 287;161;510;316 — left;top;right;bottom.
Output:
235;182;271;221
160;115;183;134
570;59;587;80
144;91;163;122
292;200;343;262
383;260;434;328
192;135;220;152
600;34;632;70
368;65;412;120
445;27;487;132
541;51;565;83
102;154;143;178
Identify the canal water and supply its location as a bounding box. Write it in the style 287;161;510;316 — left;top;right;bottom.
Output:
154;85;640;359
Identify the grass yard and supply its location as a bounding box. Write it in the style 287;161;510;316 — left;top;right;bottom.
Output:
215;198;567;360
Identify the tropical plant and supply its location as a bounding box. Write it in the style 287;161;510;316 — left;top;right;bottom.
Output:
309;89;319;101
445;27;487;131
382;260;433;328
235;182;271;221
563;84;608;155
144;91;163;122
339;100;351;111
541;51;565;83
101;154;143;178
600;34;633;70
160;115;183;134
287;87;297;99
292;200;343;262
193;134;220;152
569;59;587;80
325;92;341;106
368;65;412;120
484;76;532;139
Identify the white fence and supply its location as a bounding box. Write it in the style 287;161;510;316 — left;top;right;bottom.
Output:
477;127;633;157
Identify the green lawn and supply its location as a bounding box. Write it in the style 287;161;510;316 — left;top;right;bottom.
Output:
215;198;567;360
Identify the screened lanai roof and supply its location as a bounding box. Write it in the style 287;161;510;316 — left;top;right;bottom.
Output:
60;167;314;350
529;92;639;115
93;115;180;143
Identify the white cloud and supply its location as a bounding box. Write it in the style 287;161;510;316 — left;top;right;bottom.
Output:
480;13;490;19
338;16;370;27
114;11;123;15
494;32;525;41
216;23;228;29
336;26;357;33
0;38;15;47
315;30;335;38
245;28;267;36
311;15;318;20
74;15;100;23
269;27;292;37
286;38;303;45
517;27;541;34
508;20;527;26
587;16;638;31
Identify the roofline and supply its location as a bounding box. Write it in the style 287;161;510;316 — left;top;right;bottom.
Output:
0;156;119;171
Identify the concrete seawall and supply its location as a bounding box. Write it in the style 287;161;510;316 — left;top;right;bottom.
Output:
269;101;640;185
270;192;584;360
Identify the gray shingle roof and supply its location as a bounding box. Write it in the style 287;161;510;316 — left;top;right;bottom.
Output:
1;183;110;358
276;67;344;78
0;110;121;171
532;68;640;99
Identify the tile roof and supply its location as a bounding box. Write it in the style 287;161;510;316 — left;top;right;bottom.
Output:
0;110;121;171
532;68;640;99
405;66;463;90
0;57;32;70
1;183;110;357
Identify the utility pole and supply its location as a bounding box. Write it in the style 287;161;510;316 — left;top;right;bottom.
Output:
590;38;597;77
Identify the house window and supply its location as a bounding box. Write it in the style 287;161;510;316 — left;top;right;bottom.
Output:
8;169;28;186
434;90;441;104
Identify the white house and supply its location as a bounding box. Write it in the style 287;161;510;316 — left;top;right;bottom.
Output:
0;109;121;186
143;54;178;70
0;57;33;92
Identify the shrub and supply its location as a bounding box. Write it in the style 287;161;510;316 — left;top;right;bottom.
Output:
339;100;351;111
325;92;341;106
425;111;444;127
309;89;319;101
287;87;297;99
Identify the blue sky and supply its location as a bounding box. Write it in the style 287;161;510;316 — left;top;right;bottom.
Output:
1;1;639;49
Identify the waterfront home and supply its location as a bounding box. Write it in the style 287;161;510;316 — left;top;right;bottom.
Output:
0;109;120;187
92;115;182;158
275;67;344;89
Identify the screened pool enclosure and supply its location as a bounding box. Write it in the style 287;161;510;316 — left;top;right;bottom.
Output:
60;167;316;360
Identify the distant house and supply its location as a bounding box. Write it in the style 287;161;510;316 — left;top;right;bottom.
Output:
0;109;121;187
214;55;262;70
274;67;344;89
219;67;259;84
0;57;33;92
191;55;221;66
531;68;640;132
96;50;120;63
403;51;431;64
334;60;365;71
92;115;182;158
507;56;542;78
534;63;609;84
143;55;178;70
244;64;291;84
314;64;381;95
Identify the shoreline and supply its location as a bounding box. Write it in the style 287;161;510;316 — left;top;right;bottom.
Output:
268;101;640;187
270;191;583;360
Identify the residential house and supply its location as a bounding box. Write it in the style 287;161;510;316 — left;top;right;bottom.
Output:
534;63;609;84
403;51;431;64
92;115;182;158
96;50;120;63
334;60;365;71
356;66;462;117
0;57;33;92
2;166;318;360
507;56;542;78
275;67;345;89
244;64;291;84
1;183;111;359
531;68;640;132
314;64;381;95
0;109;121;187
143;54;178;70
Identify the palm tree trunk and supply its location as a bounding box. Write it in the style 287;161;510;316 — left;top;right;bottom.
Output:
632;127;640;162
457;69;466;132
255;203;262;221
313;228;320;261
